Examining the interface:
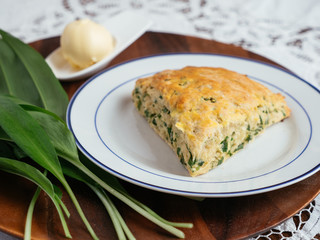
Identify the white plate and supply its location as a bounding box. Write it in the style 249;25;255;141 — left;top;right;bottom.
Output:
67;53;320;197
46;11;152;81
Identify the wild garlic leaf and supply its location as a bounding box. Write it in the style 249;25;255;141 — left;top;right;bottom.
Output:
21;104;79;163
0;30;69;120
0;158;56;197
0;58;9;94
0;38;43;107
0;95;63;179
0;100;80;166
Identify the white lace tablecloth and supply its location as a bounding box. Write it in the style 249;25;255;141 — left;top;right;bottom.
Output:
1;1;320;239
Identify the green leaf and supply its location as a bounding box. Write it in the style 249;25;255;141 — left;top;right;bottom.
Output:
0;38;43;107
0;100;79;164
21;104;79;163
0;60;8;94
0;30;69;120
0;158;54;201
0;96;33;144
0;95;63;179
0;158;71;238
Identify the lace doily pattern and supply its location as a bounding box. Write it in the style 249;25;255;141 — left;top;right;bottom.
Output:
0;1;319;239
253;200;320;240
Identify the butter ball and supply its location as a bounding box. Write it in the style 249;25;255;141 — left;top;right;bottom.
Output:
61;19;114;69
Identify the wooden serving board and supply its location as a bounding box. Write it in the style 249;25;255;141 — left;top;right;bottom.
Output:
1;32;320;240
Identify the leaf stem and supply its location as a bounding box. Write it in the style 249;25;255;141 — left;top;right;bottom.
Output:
122;193;193;228
102;189;136;240
74;163;185;238
24;186;41;240
60;178;99;240
88;184;127;240
52;197;72;239
55;194;70;218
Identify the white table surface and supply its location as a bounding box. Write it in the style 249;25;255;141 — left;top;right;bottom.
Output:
0;1;320;239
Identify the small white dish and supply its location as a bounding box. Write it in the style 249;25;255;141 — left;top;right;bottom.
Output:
46;11;153;81
67;53;320;197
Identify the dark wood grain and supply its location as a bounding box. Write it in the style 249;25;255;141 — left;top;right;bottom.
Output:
1;32;319;240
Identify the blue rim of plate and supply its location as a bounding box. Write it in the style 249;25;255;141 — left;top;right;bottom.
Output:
67;53;320;197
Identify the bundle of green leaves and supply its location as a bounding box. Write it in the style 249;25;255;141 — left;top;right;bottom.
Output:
0;30;192;240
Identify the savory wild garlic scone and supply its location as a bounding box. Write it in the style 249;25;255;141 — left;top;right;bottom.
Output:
132;66;291;177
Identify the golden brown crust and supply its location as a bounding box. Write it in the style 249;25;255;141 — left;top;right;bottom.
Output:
132;66;291;176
